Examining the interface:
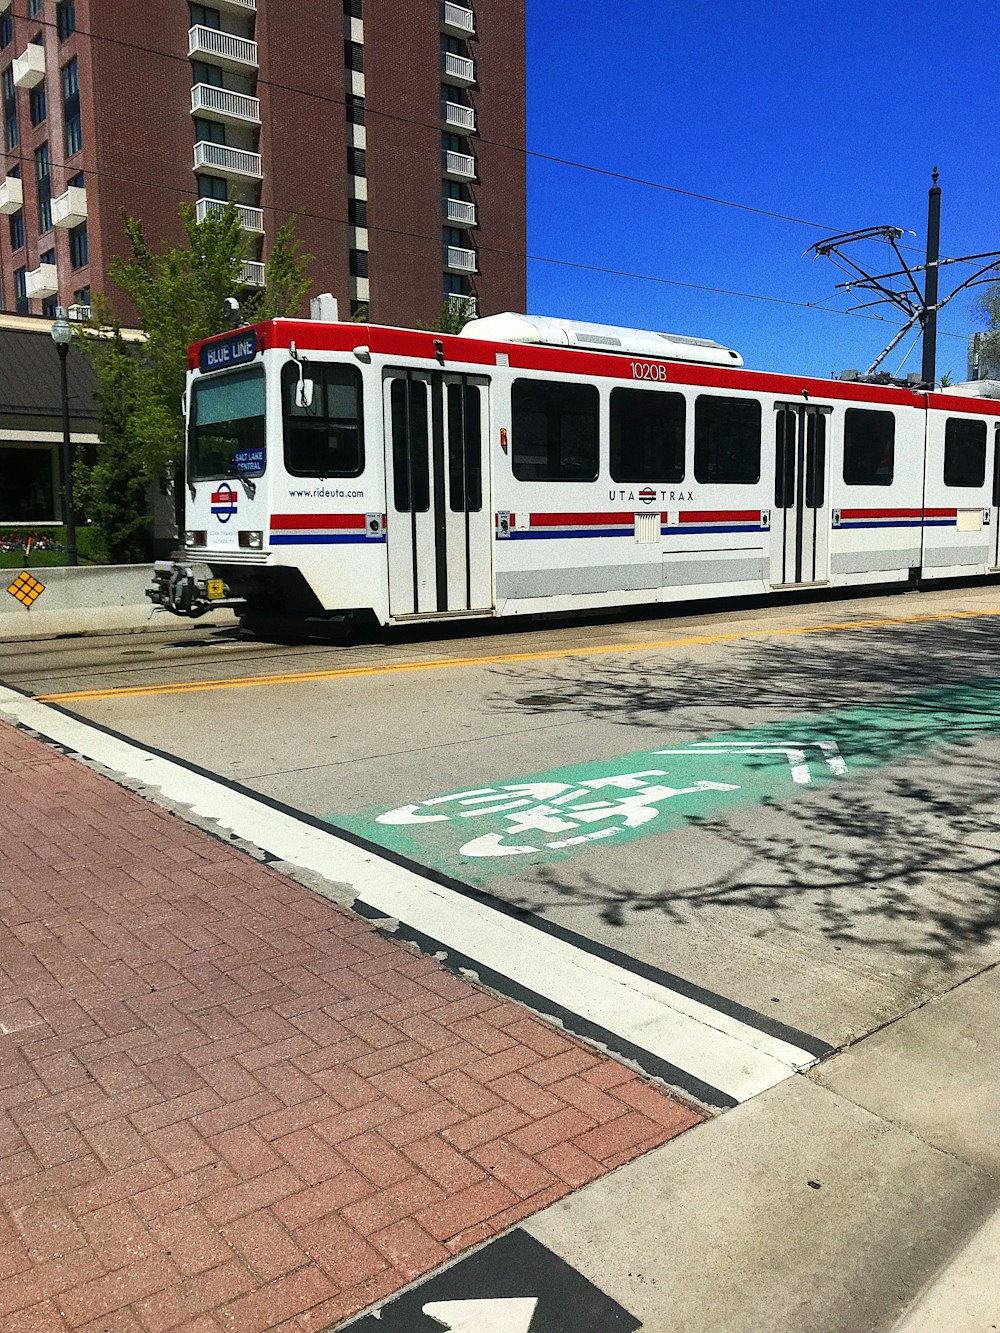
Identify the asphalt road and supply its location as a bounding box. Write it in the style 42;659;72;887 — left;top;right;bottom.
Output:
6;582;1000;1062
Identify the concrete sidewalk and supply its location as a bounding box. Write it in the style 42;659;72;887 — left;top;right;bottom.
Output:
0;720;700;1332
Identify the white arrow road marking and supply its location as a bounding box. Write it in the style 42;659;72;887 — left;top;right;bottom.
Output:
656;739;848;785
422;1297;538;1333
0;688;822;1105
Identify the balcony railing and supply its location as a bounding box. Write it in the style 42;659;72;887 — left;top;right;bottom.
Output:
193;141;263;179
445;245;477;273
0;0;12;14
0;176;24;215
216;0;256;11
448;293;477;319
240;260;265;286
188;25;258;70
195;197;264;233
441;2;474;34
445;197;477;226
443;149;476;179
52;186;88;229
443;101;475;131
441;51;475;85
12;44;46;89
25;264;58;300
191;83;261;124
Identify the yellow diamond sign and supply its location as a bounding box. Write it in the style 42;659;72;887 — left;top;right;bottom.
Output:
7;571;45;608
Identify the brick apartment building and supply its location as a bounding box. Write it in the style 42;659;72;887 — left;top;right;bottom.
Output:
0;0;526;329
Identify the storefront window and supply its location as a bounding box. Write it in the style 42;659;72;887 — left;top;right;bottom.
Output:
0;447;57;521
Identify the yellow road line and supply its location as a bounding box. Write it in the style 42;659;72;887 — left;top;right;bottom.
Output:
34;605;1000;703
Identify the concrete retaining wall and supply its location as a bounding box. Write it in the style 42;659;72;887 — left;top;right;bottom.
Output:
0;564;234;641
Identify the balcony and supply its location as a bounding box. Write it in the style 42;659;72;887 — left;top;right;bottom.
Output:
441;2;475;35
443;149;476;180
441;51;475;86
12;44;46;89
193;141;263;180
443;100;475;132
445;245;477;273
188;25;258;72
25;264;58;300
52;186;88;229
195;197;264;233
191;83;261;125
445;197;477;226
0;0;10;14
448;293;477;319
0;176;23;215
216;0;256;10
240;260;265;286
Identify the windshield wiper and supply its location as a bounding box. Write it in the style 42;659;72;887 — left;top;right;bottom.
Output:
235;472;257;500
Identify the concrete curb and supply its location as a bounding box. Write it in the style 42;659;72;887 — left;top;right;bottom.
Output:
891;1207;1000;1332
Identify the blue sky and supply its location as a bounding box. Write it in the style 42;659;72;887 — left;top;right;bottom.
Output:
525;1;997;382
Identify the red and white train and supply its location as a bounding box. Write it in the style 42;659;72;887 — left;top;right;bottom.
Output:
147;311;1000;630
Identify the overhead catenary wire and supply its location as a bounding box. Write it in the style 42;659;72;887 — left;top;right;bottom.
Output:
0;16;978;344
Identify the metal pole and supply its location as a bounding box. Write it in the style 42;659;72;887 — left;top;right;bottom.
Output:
57;342;78;566
921;167;942;386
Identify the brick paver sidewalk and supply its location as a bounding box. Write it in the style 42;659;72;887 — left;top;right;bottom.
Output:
0;720;703;1333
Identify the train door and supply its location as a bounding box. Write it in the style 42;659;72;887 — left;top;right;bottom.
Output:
771;402;833;586
991;422;1000;571
383;370;493;618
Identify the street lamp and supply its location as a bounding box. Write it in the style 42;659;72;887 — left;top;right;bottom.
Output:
50;307;77;567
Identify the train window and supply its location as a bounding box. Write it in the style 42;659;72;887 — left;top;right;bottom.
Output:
805;413;826;509
447;383;482;512
511;379;599;482
190;368;265;481
610;388;684;483
390;378;430;512
944;417;987;487
694;396;761;484
282;362;364;477
843;409;894;486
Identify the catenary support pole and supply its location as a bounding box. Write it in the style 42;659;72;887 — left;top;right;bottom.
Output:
921;167;942;387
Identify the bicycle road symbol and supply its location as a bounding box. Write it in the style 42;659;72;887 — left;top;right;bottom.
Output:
377;769;741;859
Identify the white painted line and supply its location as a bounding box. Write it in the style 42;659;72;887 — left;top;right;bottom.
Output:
0;688;819;1104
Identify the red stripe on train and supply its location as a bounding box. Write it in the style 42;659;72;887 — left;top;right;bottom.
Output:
269;513;367;530
838;508;957;520
678;510;760;524
529;512;633;527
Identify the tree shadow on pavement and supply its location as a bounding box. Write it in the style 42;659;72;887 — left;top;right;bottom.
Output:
485;617;1000;963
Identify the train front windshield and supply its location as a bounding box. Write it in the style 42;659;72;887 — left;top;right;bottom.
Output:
189;368;266;480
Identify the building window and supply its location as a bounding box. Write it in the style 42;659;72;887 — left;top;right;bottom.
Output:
69;221;88;268
349;249;368;279
42;296;58;318
28;0;43;16
0;13;13;49
347;197;367;228
944;417;987;487
67;170;84;187
73;284;91;310
57;0;77;41
346;94;365;125
610;388;685;484
0;447;56;521
344;40;364;72
196;173;228;201
14;266;28;315
62;57;81;154
843;408;895;486
8;211;24;251
193;116;225;145
511;379;600;482
344;0;363;16
2;67;17;151
30;85;47;126
35;142;52;232
189;4;221;30
191;61;224;87
693;395;761;484
347;146;366;177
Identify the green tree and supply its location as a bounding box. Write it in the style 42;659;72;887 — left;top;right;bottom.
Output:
76;202;312;556
976;282;1000;371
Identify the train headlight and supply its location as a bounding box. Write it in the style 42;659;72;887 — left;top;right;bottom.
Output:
185;530;206;547
239;530;264;550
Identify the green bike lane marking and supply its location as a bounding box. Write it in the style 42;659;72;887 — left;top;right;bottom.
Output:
333;680;1000;884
